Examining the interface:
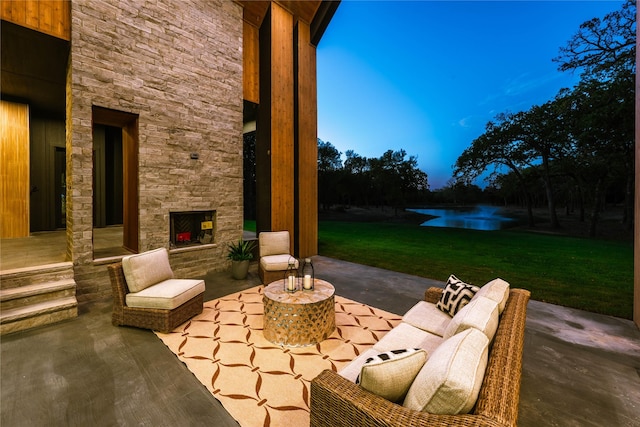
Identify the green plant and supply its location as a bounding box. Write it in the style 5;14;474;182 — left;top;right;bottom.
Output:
227;239;256;261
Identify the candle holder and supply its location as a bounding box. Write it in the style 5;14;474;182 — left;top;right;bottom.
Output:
283;257;298;293
300;257;314;291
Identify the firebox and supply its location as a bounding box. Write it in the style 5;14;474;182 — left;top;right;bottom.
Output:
170;210;215;247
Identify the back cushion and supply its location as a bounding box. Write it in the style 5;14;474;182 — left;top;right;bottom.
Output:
122;248;174;292
443;296;499;341
259;231;290;257
403;328;489;415
472;278;510;313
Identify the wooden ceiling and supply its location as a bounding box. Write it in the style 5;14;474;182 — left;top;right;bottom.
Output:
237;1;340;46
238;1;322;28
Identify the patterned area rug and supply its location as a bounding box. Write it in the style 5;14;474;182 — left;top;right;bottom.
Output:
155;285;402;427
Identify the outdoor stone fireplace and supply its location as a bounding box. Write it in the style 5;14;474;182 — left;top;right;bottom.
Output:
170;210;215;248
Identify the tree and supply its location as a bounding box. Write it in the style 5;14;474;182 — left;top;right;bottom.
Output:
554;0;636;79
453;114;537;226
317;139;343;210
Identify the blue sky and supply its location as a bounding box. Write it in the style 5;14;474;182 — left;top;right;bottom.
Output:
316;0;624;189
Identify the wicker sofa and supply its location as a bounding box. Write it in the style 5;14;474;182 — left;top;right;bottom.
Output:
108;248;204;334
310;283;531;427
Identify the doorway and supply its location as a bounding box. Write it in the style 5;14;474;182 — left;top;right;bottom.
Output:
92;106;139;257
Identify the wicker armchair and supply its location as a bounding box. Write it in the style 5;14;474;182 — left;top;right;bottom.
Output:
310;288;531;427
258;231;298;284
108;261;204;334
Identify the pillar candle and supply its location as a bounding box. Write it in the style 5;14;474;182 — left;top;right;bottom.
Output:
303;275;312;290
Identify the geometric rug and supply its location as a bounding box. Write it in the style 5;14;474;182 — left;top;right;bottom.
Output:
155;285;402;427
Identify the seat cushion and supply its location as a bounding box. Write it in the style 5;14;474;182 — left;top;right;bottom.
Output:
356;349;428;403
258;231;290;257
373;322;443;356
472;278;510;313
436;275;480;316
402;301;452;337
126;278;205;310
260;254;298;272
403;328;489;415
443;296;499;341
122;248;174;292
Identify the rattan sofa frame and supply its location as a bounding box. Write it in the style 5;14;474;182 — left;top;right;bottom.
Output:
310;287;531;427
108;262;204;334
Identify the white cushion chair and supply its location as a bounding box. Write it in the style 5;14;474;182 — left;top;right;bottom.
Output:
108;248;204;333
258;231;298;284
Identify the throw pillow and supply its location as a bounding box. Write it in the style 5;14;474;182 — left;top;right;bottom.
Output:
403;328;489;415
436;275;480;317
356;348;428;403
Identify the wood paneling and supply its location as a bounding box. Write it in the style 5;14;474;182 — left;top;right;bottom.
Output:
1;101;30;238
1;0;71;41
296;21;318;257
269;3;294;238
243;22;260;104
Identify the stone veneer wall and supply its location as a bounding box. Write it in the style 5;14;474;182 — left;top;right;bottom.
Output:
67;0;244;301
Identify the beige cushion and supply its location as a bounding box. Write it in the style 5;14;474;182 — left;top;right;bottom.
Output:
473;278;510;313
402;301;452;337
259;231;290;257
403;328;489;414
373;322;442;355
443;296;499;341
260;254;299;272
126;278;205;310
357;349;428;402
122;248;174;292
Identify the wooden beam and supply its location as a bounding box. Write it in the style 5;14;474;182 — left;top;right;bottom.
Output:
257;3;295;240
295;20;318;257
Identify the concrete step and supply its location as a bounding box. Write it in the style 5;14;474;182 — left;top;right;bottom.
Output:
1;262;74;289
0;263;78;335
0;279;76;310
0;297;78;335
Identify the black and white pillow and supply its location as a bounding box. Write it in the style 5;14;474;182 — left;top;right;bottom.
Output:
436;275;480;317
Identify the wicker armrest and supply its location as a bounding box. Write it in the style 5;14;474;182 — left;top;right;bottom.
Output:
310;370;496;427
424;286;443;304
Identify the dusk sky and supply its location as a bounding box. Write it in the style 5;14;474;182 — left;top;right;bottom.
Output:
316;0;624;189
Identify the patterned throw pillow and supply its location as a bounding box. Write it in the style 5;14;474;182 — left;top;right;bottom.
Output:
436;275;480;317
356;348;428;402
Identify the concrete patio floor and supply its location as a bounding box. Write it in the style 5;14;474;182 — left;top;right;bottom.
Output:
2;256;639;426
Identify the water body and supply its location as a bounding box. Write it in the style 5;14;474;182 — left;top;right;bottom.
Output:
408;206;516;231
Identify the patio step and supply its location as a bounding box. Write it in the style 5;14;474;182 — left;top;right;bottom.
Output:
0;263;78;335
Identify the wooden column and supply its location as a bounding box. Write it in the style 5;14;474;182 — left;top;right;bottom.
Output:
257;3;295;241
295;20;318;257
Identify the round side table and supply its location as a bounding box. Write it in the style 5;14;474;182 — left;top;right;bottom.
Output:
263;279;336;347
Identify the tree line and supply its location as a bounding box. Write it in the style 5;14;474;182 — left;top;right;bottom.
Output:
453;0;635;236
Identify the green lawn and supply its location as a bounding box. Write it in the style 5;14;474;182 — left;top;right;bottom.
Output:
244;219;634;319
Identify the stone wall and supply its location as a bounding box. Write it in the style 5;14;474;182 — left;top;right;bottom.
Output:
68;0;244;301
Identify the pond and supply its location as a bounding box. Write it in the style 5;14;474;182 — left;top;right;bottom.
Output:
407;206;516;231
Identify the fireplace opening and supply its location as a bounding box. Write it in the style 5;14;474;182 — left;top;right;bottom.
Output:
170;210;215;248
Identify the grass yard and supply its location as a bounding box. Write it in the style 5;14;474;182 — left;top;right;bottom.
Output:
244;219;634;319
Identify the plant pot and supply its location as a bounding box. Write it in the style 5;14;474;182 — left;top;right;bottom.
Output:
231;260;250;280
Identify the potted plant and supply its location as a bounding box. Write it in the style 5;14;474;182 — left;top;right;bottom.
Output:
227;239;257;280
